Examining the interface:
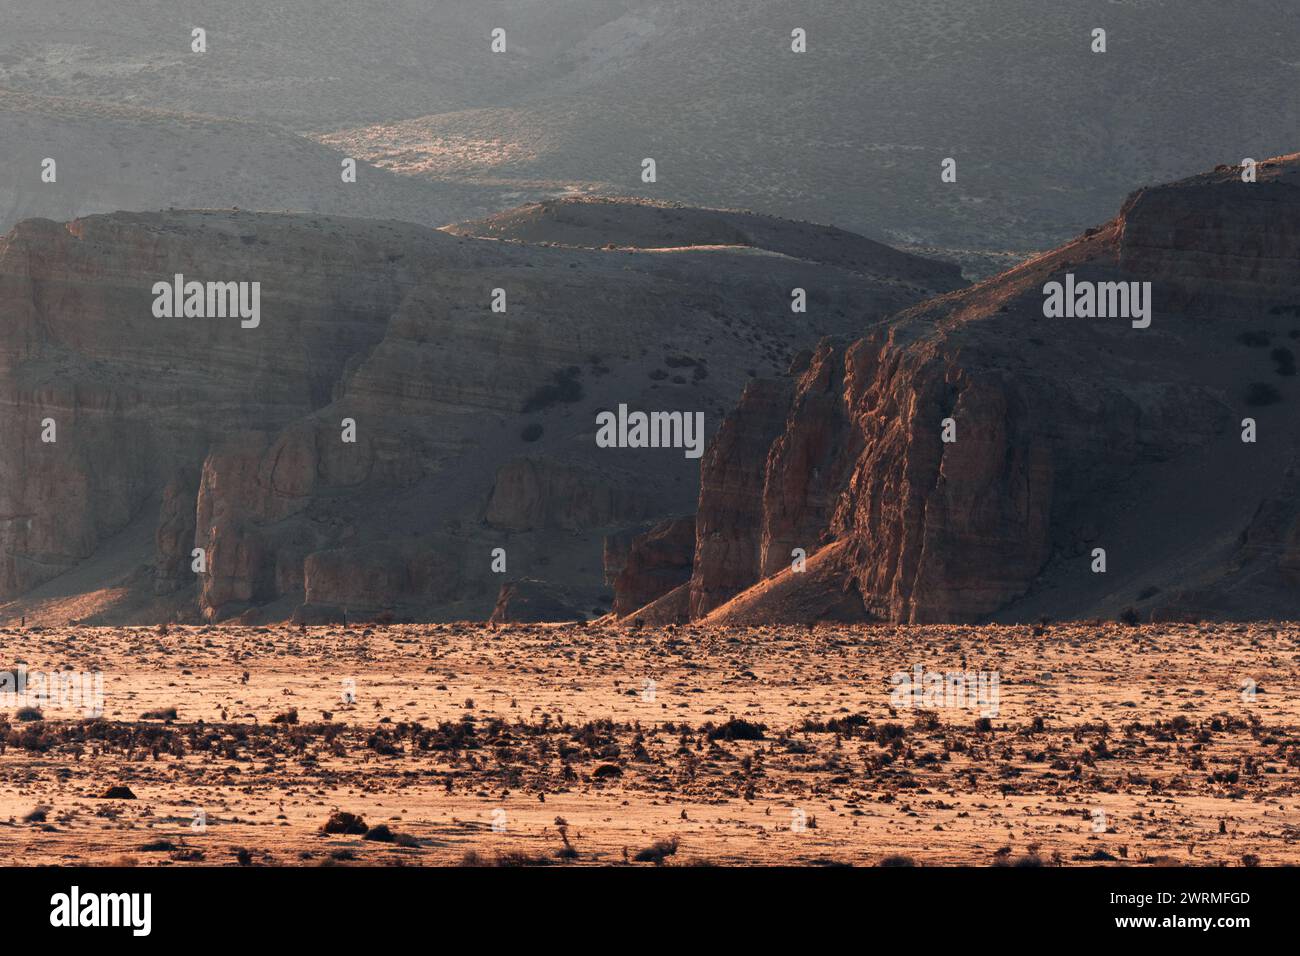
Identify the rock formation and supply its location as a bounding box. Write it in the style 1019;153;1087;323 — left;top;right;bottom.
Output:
609;516;695;616
0;199;961;624
489;578;584;625
616;154;1300;624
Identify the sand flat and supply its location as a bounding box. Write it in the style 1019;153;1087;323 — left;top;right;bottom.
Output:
0;621;1294;867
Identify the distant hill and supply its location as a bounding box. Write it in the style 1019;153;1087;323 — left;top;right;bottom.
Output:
0;89;508;234
2;0;1294;273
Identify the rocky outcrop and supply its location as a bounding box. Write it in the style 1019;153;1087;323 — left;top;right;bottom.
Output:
688;376;794;618
1117;168;1300;309
627;581;691;625
610;516;695;616
299;538;477;621
602;524;650;588
662;153;1300;624
489;579;583;624
0;210;407;604
757;343;858;580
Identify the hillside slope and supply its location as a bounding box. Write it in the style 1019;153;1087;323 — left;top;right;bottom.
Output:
3;0;1293;271
0;89;505;234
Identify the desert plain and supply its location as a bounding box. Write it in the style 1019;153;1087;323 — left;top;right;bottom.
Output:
0;620;1296;867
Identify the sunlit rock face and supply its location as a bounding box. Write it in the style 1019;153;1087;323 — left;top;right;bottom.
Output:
666;155;1300;624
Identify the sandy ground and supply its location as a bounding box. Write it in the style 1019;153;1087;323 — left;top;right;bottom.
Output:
0;621;1295;867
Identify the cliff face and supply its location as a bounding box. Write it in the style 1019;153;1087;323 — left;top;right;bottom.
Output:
688;375;794;618
610;515;695;616
0;212;414;603
0;199;962;624
640;154;1300;624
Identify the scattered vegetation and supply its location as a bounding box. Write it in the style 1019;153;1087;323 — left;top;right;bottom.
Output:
554;817;579;860
321;811;367;835
1272;347;1296;376
705;718;766;741
459;849;555;867
1245;382;1281;406
633;836;680;865
521;366;584;413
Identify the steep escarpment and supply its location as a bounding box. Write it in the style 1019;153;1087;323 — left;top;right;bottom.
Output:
0;211;419;602
0;199;962;624
618;154;1300;624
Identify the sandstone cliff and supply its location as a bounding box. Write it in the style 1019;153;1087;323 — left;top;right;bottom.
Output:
616;154;1300;624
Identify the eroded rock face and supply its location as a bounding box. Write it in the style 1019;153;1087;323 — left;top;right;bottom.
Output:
688;376;793;618
610;516;695;616
602;524;650;588
0;211;410;604
489;578;583;624
684;325;1076;623
154;467;199;594
486;457;648;532
0;199;961;623
757;343;856;581
301;539;473;621
672;154;1300;624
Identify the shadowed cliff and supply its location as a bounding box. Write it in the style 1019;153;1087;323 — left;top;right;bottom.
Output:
0;198;962;624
